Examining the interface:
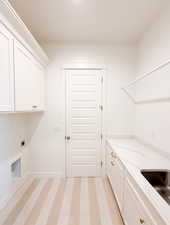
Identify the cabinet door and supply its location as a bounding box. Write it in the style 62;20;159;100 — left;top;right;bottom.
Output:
0;23;14;111
14;41;44;111
106;146;113;179
123;177;157;225
111;158;124;211
106;147;124;212
31;62;45;110
14;41;35;111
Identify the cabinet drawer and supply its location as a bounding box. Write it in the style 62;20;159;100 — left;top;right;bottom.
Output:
123;177;157;225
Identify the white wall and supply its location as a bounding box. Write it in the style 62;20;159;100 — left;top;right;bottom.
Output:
28;44;136;176
0;114;30;208
0;114;28;163
135;4;170;156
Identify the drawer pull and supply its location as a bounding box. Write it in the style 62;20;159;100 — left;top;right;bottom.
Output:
110;161;114;166
140;219;145;224
32;105;37;109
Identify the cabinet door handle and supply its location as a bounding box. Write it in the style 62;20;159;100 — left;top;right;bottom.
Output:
110;161;114;166
140;219;145;224
32;105;37;109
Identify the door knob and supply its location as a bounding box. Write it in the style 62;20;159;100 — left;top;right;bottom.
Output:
65;136;70;141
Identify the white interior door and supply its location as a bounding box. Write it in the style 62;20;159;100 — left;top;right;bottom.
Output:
66;69;103;177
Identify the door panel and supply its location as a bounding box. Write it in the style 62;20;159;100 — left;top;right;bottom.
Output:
66;69;103;177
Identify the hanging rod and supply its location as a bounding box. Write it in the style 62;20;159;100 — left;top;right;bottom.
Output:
122;60;170;104
123;60;170;89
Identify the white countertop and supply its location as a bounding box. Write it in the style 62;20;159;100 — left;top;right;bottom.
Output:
106;138;170;225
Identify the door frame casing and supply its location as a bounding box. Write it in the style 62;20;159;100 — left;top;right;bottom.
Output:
63;64;107;177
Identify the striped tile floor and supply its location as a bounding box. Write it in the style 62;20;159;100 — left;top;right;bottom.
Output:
0;178;124;225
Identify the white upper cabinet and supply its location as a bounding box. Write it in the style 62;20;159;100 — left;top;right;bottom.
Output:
32;61;45;111
14;40;44;112
0;23;14;111
0;22;45;113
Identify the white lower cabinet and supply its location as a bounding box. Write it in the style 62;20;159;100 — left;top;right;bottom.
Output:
123;177;156;225
106;144;164;225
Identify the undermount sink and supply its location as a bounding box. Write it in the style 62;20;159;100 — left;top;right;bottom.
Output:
141;170;170;206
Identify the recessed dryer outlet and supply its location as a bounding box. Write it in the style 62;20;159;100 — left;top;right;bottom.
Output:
11;158;21;178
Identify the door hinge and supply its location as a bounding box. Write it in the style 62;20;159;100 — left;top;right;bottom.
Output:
99;105;103;111
101;134;103;140
101;161;103;167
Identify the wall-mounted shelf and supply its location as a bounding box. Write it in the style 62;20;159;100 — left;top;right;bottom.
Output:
122;60;170;104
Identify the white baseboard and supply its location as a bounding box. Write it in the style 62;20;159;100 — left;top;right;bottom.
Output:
107;134;135;139
30;171;65;178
